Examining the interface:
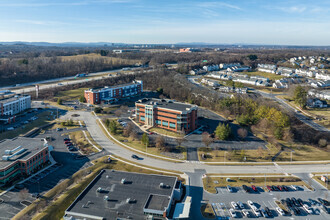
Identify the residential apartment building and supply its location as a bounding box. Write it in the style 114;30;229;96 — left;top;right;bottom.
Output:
135;98;198;133
0;91;31;116
0;137;51;186
84;80;143;104
257;64;277;74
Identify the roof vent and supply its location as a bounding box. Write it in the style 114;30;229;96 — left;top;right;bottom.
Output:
121;178;127;184
104;196;110;201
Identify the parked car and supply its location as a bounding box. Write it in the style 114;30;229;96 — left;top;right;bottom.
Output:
318;198;330;206
303;204;313;214
277;185;283;191
266;185;272;191
227;185;233;193
229;209;237;218
15;184;25;190
276;207;285;216
231;201;239;210
253;209;262;217
242;209;250;217
64;138;70;141
291;185;298;190
282;185;289;191
297;198;304;207
237;201;244;209
261;208;269;218
272;185;279;191
251;185;258;192
242;185;250;193
56;128;63;132
265;207;273;217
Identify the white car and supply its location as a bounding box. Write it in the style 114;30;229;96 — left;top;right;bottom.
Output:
242;209;250;217
231;201;239;210
237;201;244;209
227;185;233;192
276;207;285;216
303;204;313;214
229;208;237;218
253;209;262;217
291;185;298;190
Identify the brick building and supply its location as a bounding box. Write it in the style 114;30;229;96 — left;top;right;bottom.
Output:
0;137;51;186
84;80;143;104
135;98;198;133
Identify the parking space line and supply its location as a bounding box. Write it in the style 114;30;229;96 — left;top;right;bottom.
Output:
11;206;22;211
6;211;17;216
1;194;10;198
268;201;277;209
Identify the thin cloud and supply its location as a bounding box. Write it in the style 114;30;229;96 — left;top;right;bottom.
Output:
13;19;71;26
0;0;133;7
198;1;242;11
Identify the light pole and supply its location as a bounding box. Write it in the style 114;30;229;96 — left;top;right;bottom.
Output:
291;151;293;163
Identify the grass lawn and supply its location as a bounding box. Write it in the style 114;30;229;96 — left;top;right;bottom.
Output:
0;110;56;141
245;71;285;81
50;120;82;130
149;127;184;138
203;176;310;193
14;156;182;220
43;100;73;111
98;119;187;160
54;87;88;101
68;130;100;154
198;146;276;163
312;174;330;190
201;203;215;219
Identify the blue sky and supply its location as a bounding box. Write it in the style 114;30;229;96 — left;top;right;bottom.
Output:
0;0;329;45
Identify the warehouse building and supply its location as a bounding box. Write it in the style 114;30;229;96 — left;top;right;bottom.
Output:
135;98;198;134
84;80;143;104
64;170;185;220
0;137;51;186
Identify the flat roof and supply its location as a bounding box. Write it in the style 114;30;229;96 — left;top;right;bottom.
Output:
65;170;177;220
144;194;171;211
136;98;197;113
87;81;142;93
0;94;30;104
0;137;47;169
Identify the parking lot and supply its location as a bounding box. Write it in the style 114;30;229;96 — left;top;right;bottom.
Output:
205;184;329;219
0;127;96;219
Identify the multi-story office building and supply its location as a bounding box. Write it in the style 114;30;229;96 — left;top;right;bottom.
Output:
135;98;198;133
0;91;31;116
84;80;143;104
0;137;51;186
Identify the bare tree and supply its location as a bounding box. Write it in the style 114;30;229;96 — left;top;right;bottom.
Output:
257;146;264;158
156;136;166;149
129;130;138;141
123;122;134;137
237;128;248;140
202;132;214;147
176;136;185;146
114;109;123;118
19;188;29;200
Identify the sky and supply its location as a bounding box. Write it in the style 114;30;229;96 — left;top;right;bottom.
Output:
0;0;330;45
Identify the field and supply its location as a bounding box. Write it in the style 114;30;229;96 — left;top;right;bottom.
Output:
244;71;285;81
14;156;182;220
98;119;187;160
0;110;56;141
312;174;330;190
149;127;184;138
54;87;87;101
203;175;310;193
201;203;216;219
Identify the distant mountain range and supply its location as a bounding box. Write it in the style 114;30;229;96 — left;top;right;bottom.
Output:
0;41;329;49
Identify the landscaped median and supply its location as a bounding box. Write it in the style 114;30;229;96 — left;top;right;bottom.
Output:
13;155;184;220
67;130;102;154
202;173;313;194
96;118;187;162
312;173;330;190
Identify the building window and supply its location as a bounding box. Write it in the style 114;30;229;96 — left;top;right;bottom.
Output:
140;116;145;121
169;122;176;128
156;120;161;125
162;121;168;126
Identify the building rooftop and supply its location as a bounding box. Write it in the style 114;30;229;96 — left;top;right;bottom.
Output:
0;94;30;104
136;98;197;113
65;169;177;220
0;137;47;169
86;81;142;93
144;194;171;211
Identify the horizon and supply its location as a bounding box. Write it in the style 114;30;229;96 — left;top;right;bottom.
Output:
0;0;330;46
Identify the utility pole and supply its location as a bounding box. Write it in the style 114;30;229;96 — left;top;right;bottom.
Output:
291;151;293;163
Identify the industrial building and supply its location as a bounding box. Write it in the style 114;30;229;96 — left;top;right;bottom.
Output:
135;98;198;134
84;80;143;104
0;137;51;186
64;169;186;220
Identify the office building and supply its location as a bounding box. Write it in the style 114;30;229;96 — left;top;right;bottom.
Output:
0;137;51;186
84;80;143;104
135;98;198;133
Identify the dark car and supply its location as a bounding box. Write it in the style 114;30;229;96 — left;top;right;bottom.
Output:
277;185;283;191
266;185;272;191
318;198;330;206
265;207;273;217
56;128;63;131
291;197;299;207
297;199;304;207
272;185;279;191
64;138;70;141
321;205;330;214
251;185;258;192
15;184;25;190
282;185;289;191
131;154;139;159
242;185;250;193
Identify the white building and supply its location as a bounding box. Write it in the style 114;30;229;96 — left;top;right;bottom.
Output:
219;63;241;69
308;89;330;100
310;80;330;88
296;69;315;78
315;72;330;81
307;98;327;108
277;67;295;76
201;78;220;87
203;65;220;72
0;91;31;116
257;64;277;74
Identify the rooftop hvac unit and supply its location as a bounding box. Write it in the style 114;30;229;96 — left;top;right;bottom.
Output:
96;187;103;193
159;183;164;188
104;196;110;201
121;178;126;184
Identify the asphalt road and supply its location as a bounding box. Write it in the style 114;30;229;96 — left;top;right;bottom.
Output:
64;111;330;175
